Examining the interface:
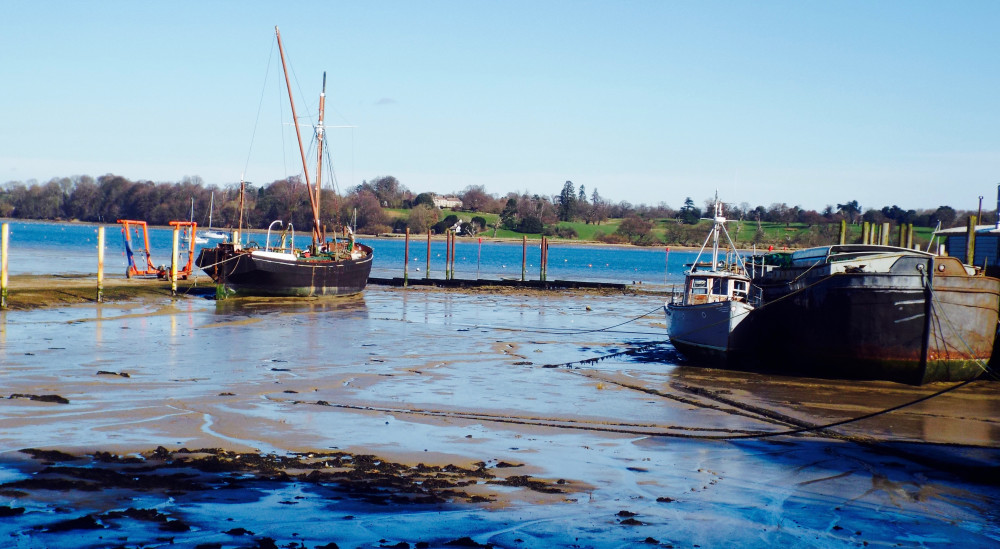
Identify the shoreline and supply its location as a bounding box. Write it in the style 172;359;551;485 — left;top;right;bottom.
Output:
0;273;668;311
0;217;715;252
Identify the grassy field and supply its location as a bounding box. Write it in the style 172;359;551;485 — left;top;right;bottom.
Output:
384;208;940;249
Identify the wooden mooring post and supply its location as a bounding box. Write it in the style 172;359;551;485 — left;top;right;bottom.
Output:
861;222;870;245
426;229;431;279
403;227;410;287
906;223;914;249
880;222;890;246
967;215;977;266
1;223;8;309
97;226;105;303
839;219;846;245
450;229;457;279
521;235;526;282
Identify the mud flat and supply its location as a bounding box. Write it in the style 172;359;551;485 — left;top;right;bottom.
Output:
0;283;998;548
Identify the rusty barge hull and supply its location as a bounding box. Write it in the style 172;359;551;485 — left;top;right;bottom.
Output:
741;252;999;385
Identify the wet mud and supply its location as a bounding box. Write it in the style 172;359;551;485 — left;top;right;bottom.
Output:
0;285;998;547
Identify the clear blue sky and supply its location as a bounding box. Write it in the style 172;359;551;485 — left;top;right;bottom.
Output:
2;1;998;213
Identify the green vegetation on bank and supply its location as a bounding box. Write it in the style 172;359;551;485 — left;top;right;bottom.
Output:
0;174;980;249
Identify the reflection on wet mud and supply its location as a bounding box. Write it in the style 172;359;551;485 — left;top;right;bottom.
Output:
212;293;369;317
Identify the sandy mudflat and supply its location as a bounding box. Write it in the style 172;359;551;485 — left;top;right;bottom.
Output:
0;282;998;548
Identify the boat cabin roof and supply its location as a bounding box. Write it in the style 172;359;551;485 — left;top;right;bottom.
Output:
765;244;933;268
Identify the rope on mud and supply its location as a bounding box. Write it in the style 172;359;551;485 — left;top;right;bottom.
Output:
529;300;988;442
284;397;794;439
288;373;982;442
490;305;666;336
569;367;983;441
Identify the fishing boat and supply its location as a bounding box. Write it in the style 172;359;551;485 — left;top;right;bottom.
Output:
664;199;755;364
196;27;373;297
199;192;227;240
743;244;1000;384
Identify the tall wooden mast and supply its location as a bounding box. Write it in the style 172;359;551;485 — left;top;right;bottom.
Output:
315;72;326;241
275;25;322;247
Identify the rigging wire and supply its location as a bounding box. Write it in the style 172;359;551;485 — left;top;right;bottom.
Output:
243;35;277;182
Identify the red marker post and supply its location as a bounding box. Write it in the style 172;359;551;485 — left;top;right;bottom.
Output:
664;246;670;286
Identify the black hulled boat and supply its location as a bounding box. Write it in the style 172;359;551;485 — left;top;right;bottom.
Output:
197;26;373;297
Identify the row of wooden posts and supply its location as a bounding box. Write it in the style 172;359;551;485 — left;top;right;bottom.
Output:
836;216;981;266
401;228;551;286
837;219;917;248
0;222;189;309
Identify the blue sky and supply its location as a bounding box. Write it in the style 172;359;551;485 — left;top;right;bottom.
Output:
2;1;998;212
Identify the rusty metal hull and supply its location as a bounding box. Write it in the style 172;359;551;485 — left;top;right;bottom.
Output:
743;271;999;384
196;243;372;297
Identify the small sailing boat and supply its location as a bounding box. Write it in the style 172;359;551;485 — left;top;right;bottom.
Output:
199;192;227;240
664;198;755;364
188;198;209;245
196;26;373;297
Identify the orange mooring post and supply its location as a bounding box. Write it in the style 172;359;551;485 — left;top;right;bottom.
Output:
404;227;410;287
426;229;431;279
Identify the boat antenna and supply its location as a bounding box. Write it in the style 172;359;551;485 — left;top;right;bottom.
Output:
275;25;322;248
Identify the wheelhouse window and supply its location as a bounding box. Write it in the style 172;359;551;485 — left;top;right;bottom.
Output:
690;278;708;295
732;280;748;300
712;278;726;295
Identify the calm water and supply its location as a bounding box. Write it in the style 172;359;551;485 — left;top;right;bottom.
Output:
0;220;699;287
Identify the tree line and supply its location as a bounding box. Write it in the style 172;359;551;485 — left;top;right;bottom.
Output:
0;174;987;244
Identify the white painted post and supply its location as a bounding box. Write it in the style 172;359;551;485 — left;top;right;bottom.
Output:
1;223;8;309
171;224;179;296
97;227;105;303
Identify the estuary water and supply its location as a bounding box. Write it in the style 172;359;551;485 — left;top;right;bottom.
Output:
0;219;698;287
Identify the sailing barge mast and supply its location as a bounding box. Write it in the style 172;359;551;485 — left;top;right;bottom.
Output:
275;25;323;251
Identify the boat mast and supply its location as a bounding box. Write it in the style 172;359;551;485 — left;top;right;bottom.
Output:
315;72;326;244
208;192;214;230
237;177;245;240
275;26;322;248
711;199;722;271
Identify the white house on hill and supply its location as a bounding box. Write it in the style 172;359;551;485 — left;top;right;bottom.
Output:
432;196;463;209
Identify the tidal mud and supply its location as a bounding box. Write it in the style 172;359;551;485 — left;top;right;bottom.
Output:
0;286;997;547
